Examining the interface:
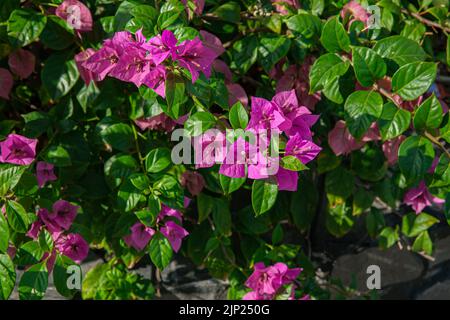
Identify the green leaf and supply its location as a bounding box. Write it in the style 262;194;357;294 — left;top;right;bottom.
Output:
398;136;435;185
280;156;308;171
212;198;232;236
229;102;248;130
184;112;216;136
18;262;48;300
400;20;426;43
41;52;80;101
145;147;172;173
98;120;134;152
7;8;47;47
352;46;387;87
351;146;388;182
0;254;15;300
366;209;385;238
135;208;158;227
6;200;30;233
402;212;439;237
286;13;322;39
117;177;143;212
378;226;399;249
272;224;284;245
230;35;259;74
326;203;354;237
290;175;318;232
213;1;240;23
149;232;173;270
320;16;350;53
219;175;246;195
0;163;26;197
373;35;427;66
0;213;8;253
130;173;151;191
392;62;437;101
258;34;291;72
22;112;51;138
53;255;79;298
344;90;383;138
251;179;278;216
45;145;72;167
197;193;215;223
325;167;355;199
412;231;433;255
165;73;186;119
377;102;411;140
309;53;349;92
104;154;139;188
431;154;450;188
40;15;74;50
15;241;45;266
353;189;374;216
413;94;443;131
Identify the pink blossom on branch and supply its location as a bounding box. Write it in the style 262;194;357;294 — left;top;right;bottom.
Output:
403;181;445;214
55;233;89;264
36;161;58;188
124;222;155;251
74;49;104;85
0;134;38;166
340;0;370;27
243;262;302;300
181;170;205;196
271;0;300;15
160;221;189;253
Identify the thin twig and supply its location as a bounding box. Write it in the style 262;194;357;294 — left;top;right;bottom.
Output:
401;9;450;34
424;131;450;158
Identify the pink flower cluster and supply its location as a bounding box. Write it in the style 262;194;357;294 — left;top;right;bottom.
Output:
194;89;321;192
243;262;303;300
124;204;189;253
27;200;89;264
77;29;220;95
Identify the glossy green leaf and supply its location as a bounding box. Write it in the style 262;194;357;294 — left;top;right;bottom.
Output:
251;179;278;216
392;62;437;101
344;90;383;138
377;102;411;140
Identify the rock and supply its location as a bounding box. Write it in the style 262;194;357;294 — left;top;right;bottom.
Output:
331;246;425;299
415;279;450;300
159;255;228;300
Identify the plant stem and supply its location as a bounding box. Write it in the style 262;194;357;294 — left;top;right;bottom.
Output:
424;131;450;158
131;122;146;171
401;9;450;34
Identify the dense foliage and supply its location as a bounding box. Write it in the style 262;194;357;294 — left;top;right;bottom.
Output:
0;0;449;300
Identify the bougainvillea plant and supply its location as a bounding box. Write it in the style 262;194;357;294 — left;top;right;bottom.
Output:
0;0;449;300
